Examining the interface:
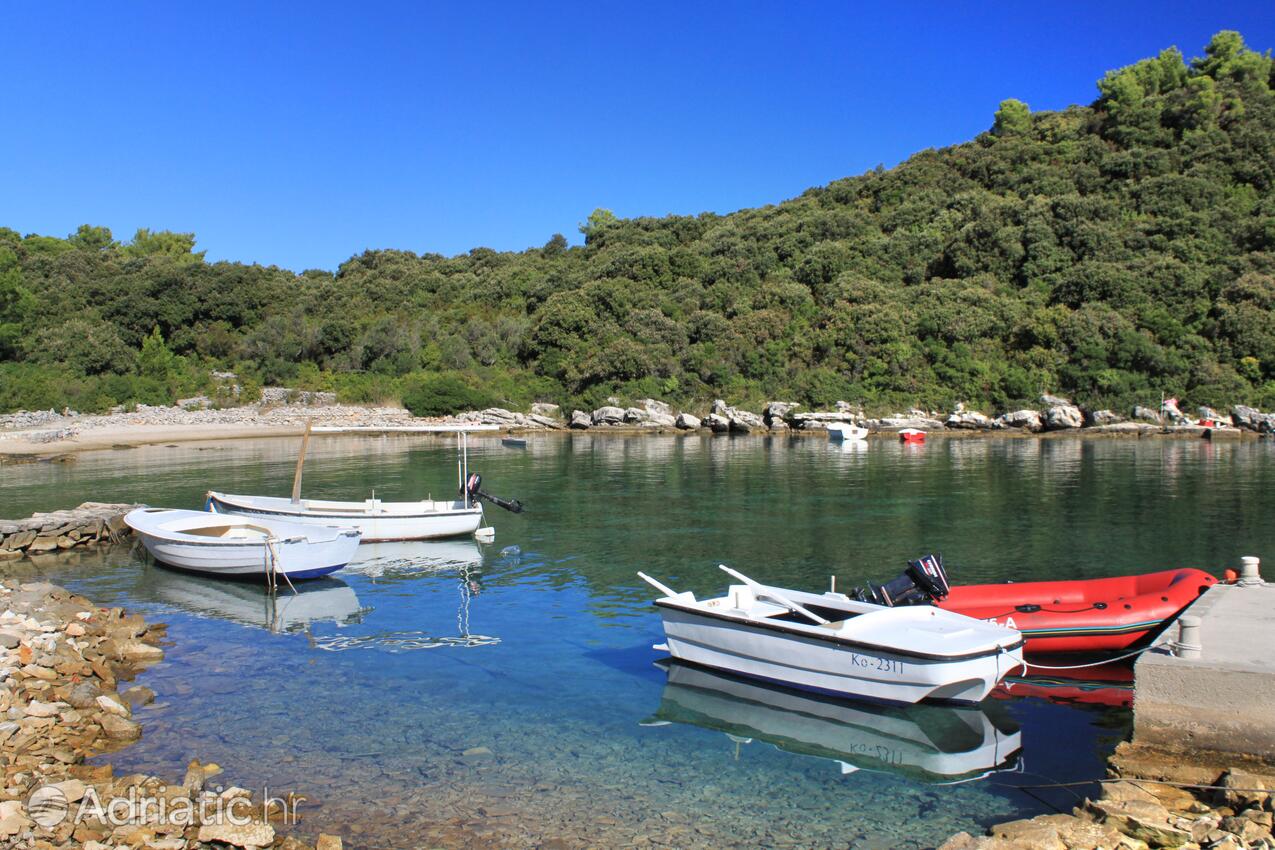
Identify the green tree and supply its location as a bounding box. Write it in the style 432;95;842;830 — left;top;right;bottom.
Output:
992;99;1031;135
123;228;206;263
68;224;116;252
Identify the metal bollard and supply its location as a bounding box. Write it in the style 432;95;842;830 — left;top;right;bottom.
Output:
1238;556;1263;587
1174;615;1203;659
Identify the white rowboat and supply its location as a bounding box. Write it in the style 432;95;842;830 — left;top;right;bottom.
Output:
207;491;484;542
125;508;361;580
641;567;1024;705
206;426;509;542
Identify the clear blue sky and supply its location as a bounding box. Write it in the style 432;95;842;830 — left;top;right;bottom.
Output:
3;2;1272;271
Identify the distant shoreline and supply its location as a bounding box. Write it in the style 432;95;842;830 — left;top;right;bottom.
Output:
0;416;1259;461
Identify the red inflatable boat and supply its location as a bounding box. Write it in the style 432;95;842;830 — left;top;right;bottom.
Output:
938;568;1218;653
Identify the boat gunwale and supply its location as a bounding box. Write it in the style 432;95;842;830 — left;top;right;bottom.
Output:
655;599;1024;662
126;509;359;546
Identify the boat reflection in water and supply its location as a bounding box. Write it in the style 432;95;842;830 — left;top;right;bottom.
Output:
313;539;500;652
643;661;1022;784
144;568;368;634
343;539;485;579
994;661;1134;709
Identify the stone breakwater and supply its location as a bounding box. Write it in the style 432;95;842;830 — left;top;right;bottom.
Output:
0;506;138;562
938;742;1275;850
0;580;341;850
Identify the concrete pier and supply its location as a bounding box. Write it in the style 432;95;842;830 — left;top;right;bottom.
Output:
1134;565;1275;758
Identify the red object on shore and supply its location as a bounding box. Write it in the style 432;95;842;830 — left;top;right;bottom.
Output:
899;428;926;444
937;568;1218;654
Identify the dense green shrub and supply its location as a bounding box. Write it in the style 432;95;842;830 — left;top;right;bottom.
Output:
401;374;497;417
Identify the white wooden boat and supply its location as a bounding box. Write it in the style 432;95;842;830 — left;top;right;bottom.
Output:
207;426;516;542
640;566;1024;704
826;422;868;441
125;508;361;580
207;491;484;542
645;661;1021;783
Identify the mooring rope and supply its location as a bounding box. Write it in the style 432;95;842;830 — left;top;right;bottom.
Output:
1014;644;1157;671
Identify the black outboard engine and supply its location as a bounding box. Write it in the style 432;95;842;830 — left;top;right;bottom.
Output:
464;472;525;514
852;554;950;607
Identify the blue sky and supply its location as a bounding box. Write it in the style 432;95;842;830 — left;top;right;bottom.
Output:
3;2;1273;271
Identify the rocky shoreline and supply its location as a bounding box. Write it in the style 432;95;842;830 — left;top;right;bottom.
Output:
940;741;1275;850
0;578;341;850
2;392;1273;455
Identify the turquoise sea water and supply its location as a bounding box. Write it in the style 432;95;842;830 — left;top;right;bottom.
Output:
3;433;1273;849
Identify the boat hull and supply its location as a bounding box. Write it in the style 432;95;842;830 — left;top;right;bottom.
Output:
939;568;1217;653
136;534;354;579
658;605;1020;705
125;509;361;581
208;492;484;542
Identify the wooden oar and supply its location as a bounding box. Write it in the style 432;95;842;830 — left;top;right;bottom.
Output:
719;565;830;625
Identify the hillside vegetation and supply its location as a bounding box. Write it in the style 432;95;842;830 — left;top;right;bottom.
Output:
2;32;1273;416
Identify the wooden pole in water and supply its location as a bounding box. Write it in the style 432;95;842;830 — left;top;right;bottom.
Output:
291;419;312;504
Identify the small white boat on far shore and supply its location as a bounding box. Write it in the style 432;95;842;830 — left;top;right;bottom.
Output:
125;508;361;581
640;566;1023;705
826;422;868;441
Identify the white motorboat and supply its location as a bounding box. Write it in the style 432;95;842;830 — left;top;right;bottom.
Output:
645;661;1022;783
640;566;1024;705
826;422;868;441
124;508;361;581
207;427;519;542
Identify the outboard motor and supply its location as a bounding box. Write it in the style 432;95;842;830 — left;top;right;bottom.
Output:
464;472;525;514
853;554;950;607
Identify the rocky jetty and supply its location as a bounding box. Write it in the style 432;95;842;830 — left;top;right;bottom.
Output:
0;504;137;561
0;580;338;850
939;753;1275;850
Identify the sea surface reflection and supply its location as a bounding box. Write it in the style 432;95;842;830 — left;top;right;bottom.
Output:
3;432;1271;847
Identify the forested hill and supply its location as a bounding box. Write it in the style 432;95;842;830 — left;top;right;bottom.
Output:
2;32;1274;417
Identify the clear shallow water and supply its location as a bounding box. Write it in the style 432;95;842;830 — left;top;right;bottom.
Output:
3;433;1274;849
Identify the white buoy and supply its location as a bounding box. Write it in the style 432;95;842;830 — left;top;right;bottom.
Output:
473;527;496;543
